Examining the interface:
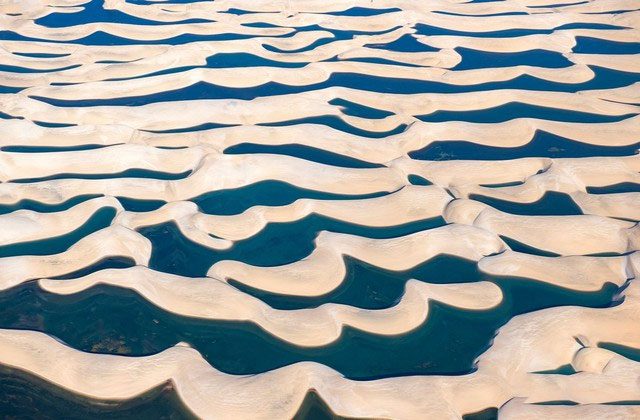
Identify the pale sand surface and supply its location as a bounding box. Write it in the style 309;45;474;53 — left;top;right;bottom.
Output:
1;282;640;418
0;0;639;417
39;266;503;347
2;88;637;130
1;116;638;162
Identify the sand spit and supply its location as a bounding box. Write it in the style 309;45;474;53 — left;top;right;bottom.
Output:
116;185;452;242
0;226;150;290
208;225;506;296
38;266;502;347
0;196;122;246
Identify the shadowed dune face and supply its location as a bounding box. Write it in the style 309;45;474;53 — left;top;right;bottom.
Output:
0;0;639;419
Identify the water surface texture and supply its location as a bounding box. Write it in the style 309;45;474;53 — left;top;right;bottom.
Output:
0;0;639;419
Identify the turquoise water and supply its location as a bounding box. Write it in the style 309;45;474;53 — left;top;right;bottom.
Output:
0;0;637;417
0;207;116;258
409;130;640;160
139;216;445;276
0;277;618;379
469;192;583;216
27;66;640;106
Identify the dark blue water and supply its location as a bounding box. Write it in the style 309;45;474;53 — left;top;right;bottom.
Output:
230;254;485;310
0;207;115;258
453;48;573;70
10;169;192;183
117;197;167;212
409;129;640;160
224;143;383;168
587;183;640;194
573;37;640;54
139;216;445;277
469;191;583;216
35;0;213;27
418;103;636;124
0;276;618;379
29;65;640;108
408;175;433;186
2;1;636;416
191;180;392;216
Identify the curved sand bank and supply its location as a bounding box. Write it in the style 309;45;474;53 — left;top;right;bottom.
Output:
0;144;206;182
479;250;635;292
1;0;639;417
0;196;121;246
208;224;506;296
447;156;640;205
445;199;640;255
116;185;452;243
2;281;640;418
0;226;150;290
0;153;407;205
38;266;502;347
2;87;637;131
2;116;638;165
15;62;596;97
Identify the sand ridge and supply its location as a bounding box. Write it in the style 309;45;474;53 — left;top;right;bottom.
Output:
0;0;639;417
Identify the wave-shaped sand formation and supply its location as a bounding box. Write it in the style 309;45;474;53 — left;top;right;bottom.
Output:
2;116;639;159
2;87;638;131
37;266;503;347
2;281;640;418
15;60;602;96
1;0;639;417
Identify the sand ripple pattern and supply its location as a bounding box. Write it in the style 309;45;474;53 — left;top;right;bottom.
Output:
0;0;639;418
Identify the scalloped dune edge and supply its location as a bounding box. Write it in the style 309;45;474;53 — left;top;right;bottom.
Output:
1;0;640;417
3;281;640;419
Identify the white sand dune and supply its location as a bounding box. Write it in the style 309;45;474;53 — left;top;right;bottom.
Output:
38;266;503;347
0;0;638;417
2;281;640;418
